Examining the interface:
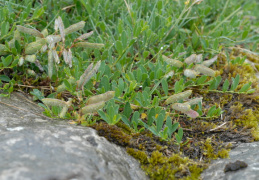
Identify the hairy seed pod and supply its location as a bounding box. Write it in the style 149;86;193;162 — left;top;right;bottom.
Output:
42;98;68;107
77;61;101;90
80;101;105;115
59;106;68;118
46;35;61;44
27;69;36;76
165;90;192;105
164;71;174;79
55;16;65;42
25;42;43;55
185;109;199;118
184;54;197;64
86;91;115;105
0;44;7;55
18;57;24;66
194;64;215;77
202;55;218;67
25;39;46;55
52;50;60;64
76;31;94;41
171;103;191;113
184;69;199;78
67;49;72;68
25;55;36;63
48;50;53;78
41;29;48;37
14;30;21;42
17;25;44;38
185;97;203;105
74;42;104;49
196;54;203;63
162;55;183;68
41;44;47;53
64;21;85;35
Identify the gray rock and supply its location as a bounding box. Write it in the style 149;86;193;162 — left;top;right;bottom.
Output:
0;92;148;180
201;142;259;180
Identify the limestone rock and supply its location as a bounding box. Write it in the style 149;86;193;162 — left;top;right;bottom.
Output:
0;92;148;180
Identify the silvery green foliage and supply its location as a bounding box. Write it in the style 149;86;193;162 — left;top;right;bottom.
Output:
1;16;104;78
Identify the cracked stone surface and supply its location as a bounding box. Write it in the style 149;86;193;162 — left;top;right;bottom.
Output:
0;92;148;180
201;141;259;180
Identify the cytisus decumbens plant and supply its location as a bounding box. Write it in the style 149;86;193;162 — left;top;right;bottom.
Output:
0;17;255;143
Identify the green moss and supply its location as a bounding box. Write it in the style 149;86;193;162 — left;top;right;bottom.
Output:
126;148;149;164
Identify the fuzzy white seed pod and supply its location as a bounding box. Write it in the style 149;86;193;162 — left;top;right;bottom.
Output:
74;42;104;49
46;35;62;44
185;109;199;118
42;98;70;108
67;49;72;68
86;91;115;105
184;54;197;64
55;16;65;42
16;25;44;38
48;50;53;78
18;57;24;66
41;29;48;37
194;64;215;77
164;71;174;79
25;41;45;55
52;50;60;64
171;103;191;113
196;54;203;63
25;55;36;63
64;21;85;35
184;69;199;78
185;97;203;105
14;30;21;43
162;55;183;68
165;90;192;105
77;61;101;90
202;55;218;67
75;31;94;41
59;106;68;118
80;101;105;115
27;69;36;76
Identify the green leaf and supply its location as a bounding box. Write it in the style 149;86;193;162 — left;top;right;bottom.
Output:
207;105;216;117
123;102;132;118
100;75;110;91
1;21;10;36
98;110;108;123
30;89;45;100
156;110;165;132
196;75;208;85
115;40;123;55
147;108;155;126
222;79;229;92
230;74;240;91
2;55;13;67
63;79;72;91
15;40;21;54
162;78;168;96
121;115;131;127
132;111;140;125
246;89;255;94
175;128;183;144
32;7;45;19
0;75;10;82
239;82;251;93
